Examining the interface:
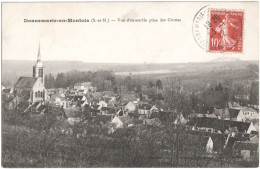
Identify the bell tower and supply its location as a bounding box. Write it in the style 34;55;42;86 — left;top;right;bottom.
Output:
33;42;44;82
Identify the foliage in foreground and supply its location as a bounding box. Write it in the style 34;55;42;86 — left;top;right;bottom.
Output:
2;110;259;168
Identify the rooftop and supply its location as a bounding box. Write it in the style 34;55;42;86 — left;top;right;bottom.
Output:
14;77;37;89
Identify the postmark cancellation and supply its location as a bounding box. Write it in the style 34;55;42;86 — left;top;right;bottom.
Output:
193;6;244;53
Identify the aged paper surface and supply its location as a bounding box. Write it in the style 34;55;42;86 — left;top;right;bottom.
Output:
1;2;259;168
2;2;259;62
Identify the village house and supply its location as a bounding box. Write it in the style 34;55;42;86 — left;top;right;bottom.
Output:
103;96;117;107
100;107;111;115
76;89;88;96
174;113;188;124
124;101;136;112
138;103;158;118
81;104;103;117
187;117;256;134
241;107;258;120
229;108;245;121
74;82;92;91
50;93;70;108
116;109;127;116
111;115;134;128
214;108;230;120
45;89;56;99
229;106;258;122
98;100;108;108
234;94;250;101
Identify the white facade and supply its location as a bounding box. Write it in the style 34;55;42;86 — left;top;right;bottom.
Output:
125;101;136;112
242;107;258;120
32;78;46;103
111;116;124;128
206;137;214;153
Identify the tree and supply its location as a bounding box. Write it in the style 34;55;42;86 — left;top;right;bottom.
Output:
156;79;163;89
55;73;67;88
215;83;223;92
190;92;199;110
48;73;55;88
148;81;154;88
124;76;133;91
44;75;48;88
113;85;119;93
44;74;55;89
250;81;259;105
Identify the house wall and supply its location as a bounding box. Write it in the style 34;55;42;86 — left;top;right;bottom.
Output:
206;137;214;153
111;117;124;128
243;110;258;120
236;110;245;121
99;101;108;107
74;85;84;90
125;102;136;112
138;109;149;116
247;123;256;133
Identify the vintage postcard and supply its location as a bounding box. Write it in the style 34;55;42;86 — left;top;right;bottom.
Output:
1;1;259;168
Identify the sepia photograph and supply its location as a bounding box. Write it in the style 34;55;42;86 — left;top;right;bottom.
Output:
1;1;259;168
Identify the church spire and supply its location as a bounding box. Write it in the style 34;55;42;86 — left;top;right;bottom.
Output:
37;42;41;62
33;42;43;78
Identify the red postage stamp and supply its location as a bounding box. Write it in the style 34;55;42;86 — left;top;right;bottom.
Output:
209;10;243;52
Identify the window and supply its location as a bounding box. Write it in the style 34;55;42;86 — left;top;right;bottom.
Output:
35;92;37;98
39;69;43;77
38;91;41;98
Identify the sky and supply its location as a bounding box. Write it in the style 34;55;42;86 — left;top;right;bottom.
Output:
2;2;259;63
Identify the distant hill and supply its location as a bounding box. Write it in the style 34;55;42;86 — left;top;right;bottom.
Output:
2;59;258;86
209;57;241;62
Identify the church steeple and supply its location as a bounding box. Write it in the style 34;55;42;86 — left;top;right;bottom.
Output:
33;42;44;80
37;42;41;62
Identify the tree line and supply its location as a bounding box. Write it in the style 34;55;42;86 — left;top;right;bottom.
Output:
45;70;164;93
44;70;116;91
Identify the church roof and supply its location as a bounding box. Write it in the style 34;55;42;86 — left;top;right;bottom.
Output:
14;77;37;89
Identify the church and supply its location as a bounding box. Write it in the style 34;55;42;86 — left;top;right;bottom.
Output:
14;44;46;104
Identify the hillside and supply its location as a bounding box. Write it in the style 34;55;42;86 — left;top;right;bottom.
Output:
2;60;258;86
